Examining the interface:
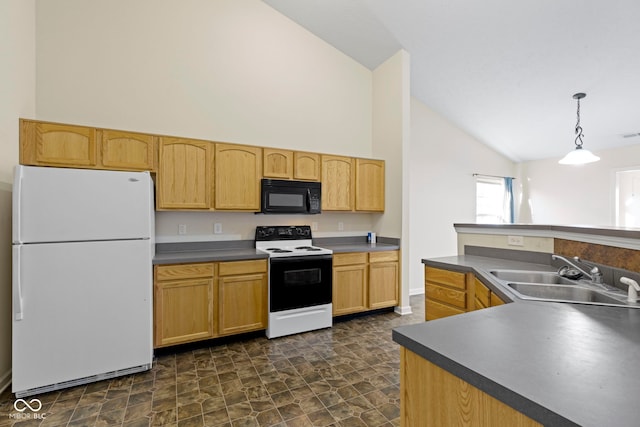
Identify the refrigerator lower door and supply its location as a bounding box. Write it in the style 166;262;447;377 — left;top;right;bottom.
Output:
12;240;152;396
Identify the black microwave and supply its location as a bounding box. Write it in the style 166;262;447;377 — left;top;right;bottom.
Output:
261;179;321;214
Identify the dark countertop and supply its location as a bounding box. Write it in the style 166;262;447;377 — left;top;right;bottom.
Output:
398;255;640;426
321;242;400;253
152;236;400;264
153;248;268;265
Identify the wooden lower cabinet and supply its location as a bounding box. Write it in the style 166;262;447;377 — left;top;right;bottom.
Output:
475;278;507;310
333;251;399;316
424;266;470;321
400;348;541;427
218;260;268;336
154;263;216;347
153;259;267;348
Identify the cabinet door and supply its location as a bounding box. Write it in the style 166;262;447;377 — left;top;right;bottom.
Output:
321;155;354;211
100;130;156;171
263;148;293;179
215;143;262;210
332;264;367;316
369;261;399;309
218;273;268;335
21;120;97;167
355;158;385;211
154;278;214;347
157;137;213;210
424;267;469;321
294;151;321;181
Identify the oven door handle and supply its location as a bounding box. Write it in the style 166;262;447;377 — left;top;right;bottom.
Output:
269;254;333;264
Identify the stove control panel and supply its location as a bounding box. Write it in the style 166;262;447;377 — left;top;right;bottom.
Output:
255;225;312;241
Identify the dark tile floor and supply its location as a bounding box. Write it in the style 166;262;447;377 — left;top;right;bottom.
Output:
0;296;424;427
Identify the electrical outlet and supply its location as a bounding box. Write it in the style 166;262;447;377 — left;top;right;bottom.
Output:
338;222;344;231
507;235;524;246
178;224;187;235
214;223;223;234
311;222;318;231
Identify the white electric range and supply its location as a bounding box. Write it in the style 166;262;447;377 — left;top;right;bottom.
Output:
255;225;333;338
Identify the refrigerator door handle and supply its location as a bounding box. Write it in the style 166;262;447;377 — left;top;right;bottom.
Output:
13;245;24;320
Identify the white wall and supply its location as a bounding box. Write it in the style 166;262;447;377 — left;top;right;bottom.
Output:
0;0;36;393
518;144;640;225
35;0;372;153
35;0;378;240
408;98;515;295
372;50;411;313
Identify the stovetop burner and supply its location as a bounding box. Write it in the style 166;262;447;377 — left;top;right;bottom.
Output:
255;225;333;258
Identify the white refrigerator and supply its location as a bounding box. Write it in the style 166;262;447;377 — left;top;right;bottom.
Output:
12;165;155;397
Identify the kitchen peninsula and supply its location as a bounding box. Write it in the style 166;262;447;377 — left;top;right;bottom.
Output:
394;224;640;427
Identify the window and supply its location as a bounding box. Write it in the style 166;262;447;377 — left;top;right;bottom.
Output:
615;169;640;227
475;175;514;224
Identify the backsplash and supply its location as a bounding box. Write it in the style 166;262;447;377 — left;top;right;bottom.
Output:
155;211;377;241
554;238;640;272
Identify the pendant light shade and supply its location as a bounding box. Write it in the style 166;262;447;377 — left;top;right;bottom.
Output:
559;93;600;165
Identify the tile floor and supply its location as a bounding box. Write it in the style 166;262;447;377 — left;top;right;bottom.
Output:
0;296;424;427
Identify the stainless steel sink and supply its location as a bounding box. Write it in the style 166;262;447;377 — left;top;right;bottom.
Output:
490;269;640;308
490;270;575;284
507;283;624;305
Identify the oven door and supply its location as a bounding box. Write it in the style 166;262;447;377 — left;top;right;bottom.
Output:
269;255;332;312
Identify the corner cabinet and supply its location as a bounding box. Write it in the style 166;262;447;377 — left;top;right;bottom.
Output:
215;143;262;211
321;155;354;211
474;278;506;309
157;137;213;210
154;263;216;347
333;250;399;316
355;158;385;212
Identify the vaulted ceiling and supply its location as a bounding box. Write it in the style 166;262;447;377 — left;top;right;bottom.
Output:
264;0;640;162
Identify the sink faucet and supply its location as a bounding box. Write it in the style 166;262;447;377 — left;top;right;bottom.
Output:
551;254;604;284
620;277;640;302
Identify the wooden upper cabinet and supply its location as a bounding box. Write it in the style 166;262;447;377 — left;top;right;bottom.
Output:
263;148;293;179
215;143;262;211
294;151;321;181
321;155;354;211
157;137;213;210
99;130;156;171
355;158;385;212
21;120;97;167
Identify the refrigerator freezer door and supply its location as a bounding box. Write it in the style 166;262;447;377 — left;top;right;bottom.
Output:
13;165;153;244
12;240;152;395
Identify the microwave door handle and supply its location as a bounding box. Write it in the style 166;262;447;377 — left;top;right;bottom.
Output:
306;189;311;212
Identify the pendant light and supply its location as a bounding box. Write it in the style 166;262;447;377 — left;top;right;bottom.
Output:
559;93;600;165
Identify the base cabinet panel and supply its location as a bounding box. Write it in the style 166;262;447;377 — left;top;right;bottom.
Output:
218;273;268;336
401;348;541;427
332;264;368;316
154;278;214;347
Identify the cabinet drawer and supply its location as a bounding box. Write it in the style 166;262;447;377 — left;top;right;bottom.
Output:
425;267;466;290
369;250;398;263
219;259;267;276
156;263;215;281
333;252;368;266
425;283;466;309
426;299;465;320
475;278;490;307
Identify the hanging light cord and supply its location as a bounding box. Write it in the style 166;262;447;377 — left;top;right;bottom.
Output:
575;96;584;148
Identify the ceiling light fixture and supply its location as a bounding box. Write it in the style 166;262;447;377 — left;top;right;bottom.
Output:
559;93;600;165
